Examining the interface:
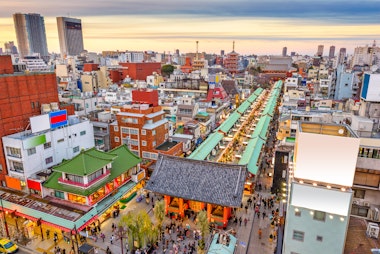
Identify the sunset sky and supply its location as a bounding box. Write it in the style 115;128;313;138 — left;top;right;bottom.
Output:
1;0;380;55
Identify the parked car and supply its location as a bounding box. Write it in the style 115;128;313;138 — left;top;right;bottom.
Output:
0;238;18;253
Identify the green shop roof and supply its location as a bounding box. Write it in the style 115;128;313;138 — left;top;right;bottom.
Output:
43;145;142;196
53;148;118;176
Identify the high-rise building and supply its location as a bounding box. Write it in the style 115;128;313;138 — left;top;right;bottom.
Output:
13;13;49;59
57;17;84;57
282;47;287;57
329;46;335;58
282;122;360;254
338;48;346;64
317;45;324;57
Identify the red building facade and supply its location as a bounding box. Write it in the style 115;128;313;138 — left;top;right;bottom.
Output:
0;56;59;183
119;62;161;81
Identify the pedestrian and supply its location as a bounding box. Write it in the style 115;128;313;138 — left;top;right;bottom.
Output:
111;223;115;232
100;232;105;242
258;228;262;239
239;217;242;226
110;234;114;244
257;211;261;219
245;205;248;214
106;246;111;254
244;218;248;227
262;211;266;219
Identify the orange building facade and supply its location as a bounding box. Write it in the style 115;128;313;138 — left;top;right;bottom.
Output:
110;89;182;159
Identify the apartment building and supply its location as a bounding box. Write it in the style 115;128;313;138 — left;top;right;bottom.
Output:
283;122;360;254
2;112;94;193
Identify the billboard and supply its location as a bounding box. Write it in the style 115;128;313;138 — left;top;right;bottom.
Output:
30;114;50;133
49;110;68;128
23;134;46;150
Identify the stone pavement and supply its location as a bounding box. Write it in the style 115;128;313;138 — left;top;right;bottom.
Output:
19;167;279;254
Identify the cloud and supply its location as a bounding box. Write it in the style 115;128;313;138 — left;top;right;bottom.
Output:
1;0;380;25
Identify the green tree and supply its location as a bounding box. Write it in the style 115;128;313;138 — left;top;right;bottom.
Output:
197;210;209;251
153;199;165;240
119;210;156;251
161;64;175;77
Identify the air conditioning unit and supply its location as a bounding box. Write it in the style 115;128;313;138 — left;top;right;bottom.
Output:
364;201;371;207
367;222;379;239
353;200;360;205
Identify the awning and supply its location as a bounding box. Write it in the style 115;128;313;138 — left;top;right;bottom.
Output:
27;179;42;192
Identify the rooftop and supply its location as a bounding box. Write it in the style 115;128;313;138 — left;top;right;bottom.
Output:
299;122;358;138
145;154;247;207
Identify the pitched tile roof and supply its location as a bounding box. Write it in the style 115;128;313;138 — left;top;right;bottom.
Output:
53;148;117;176
43;145;141;196
145;154;247;207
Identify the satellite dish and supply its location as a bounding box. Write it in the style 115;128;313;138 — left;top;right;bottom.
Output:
371;65;379;72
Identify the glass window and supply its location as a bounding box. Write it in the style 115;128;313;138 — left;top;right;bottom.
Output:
45;156;53;164
152;130;156;136
141;130;146;135
313;211;326;222
27;147;36;156
44;142;52;149
316;236;323;242
115;137;119;142
57;138;64;143
142;141;147;146
80;131;86;136
114;126;119;132
292;230;304;241
54;191;65;199
73;146;80;153
354;189;365;199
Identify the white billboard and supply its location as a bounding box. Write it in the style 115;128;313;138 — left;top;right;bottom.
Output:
291;183;352;216
30;114;50;133
294;132;360;186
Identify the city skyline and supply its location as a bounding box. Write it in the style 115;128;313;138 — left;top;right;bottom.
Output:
1;0;380;55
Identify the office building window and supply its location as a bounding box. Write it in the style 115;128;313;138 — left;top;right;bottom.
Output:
313;211;326;222
80;131;86;136
114;126;119;132
115;137;119;142
142;141;147;146
141;130;146;135
292;230;304;241
27;148;36;156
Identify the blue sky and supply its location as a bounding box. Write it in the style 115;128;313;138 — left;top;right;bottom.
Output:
1;0;379;55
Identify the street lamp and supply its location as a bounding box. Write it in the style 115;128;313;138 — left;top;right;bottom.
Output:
0;197;9;238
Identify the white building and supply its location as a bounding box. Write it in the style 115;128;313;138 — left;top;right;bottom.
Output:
283;122;360;254
2;114;95;192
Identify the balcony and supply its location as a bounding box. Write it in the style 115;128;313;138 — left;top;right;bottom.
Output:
131;170;145;183
58;169;111;188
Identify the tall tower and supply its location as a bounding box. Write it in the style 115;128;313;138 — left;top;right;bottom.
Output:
13;13;49;59
282;47;287;57
329;46;335;58
317;45;324;57
57;17;84;57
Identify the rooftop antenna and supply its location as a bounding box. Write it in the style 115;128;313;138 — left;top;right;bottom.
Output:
196;41;199;60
